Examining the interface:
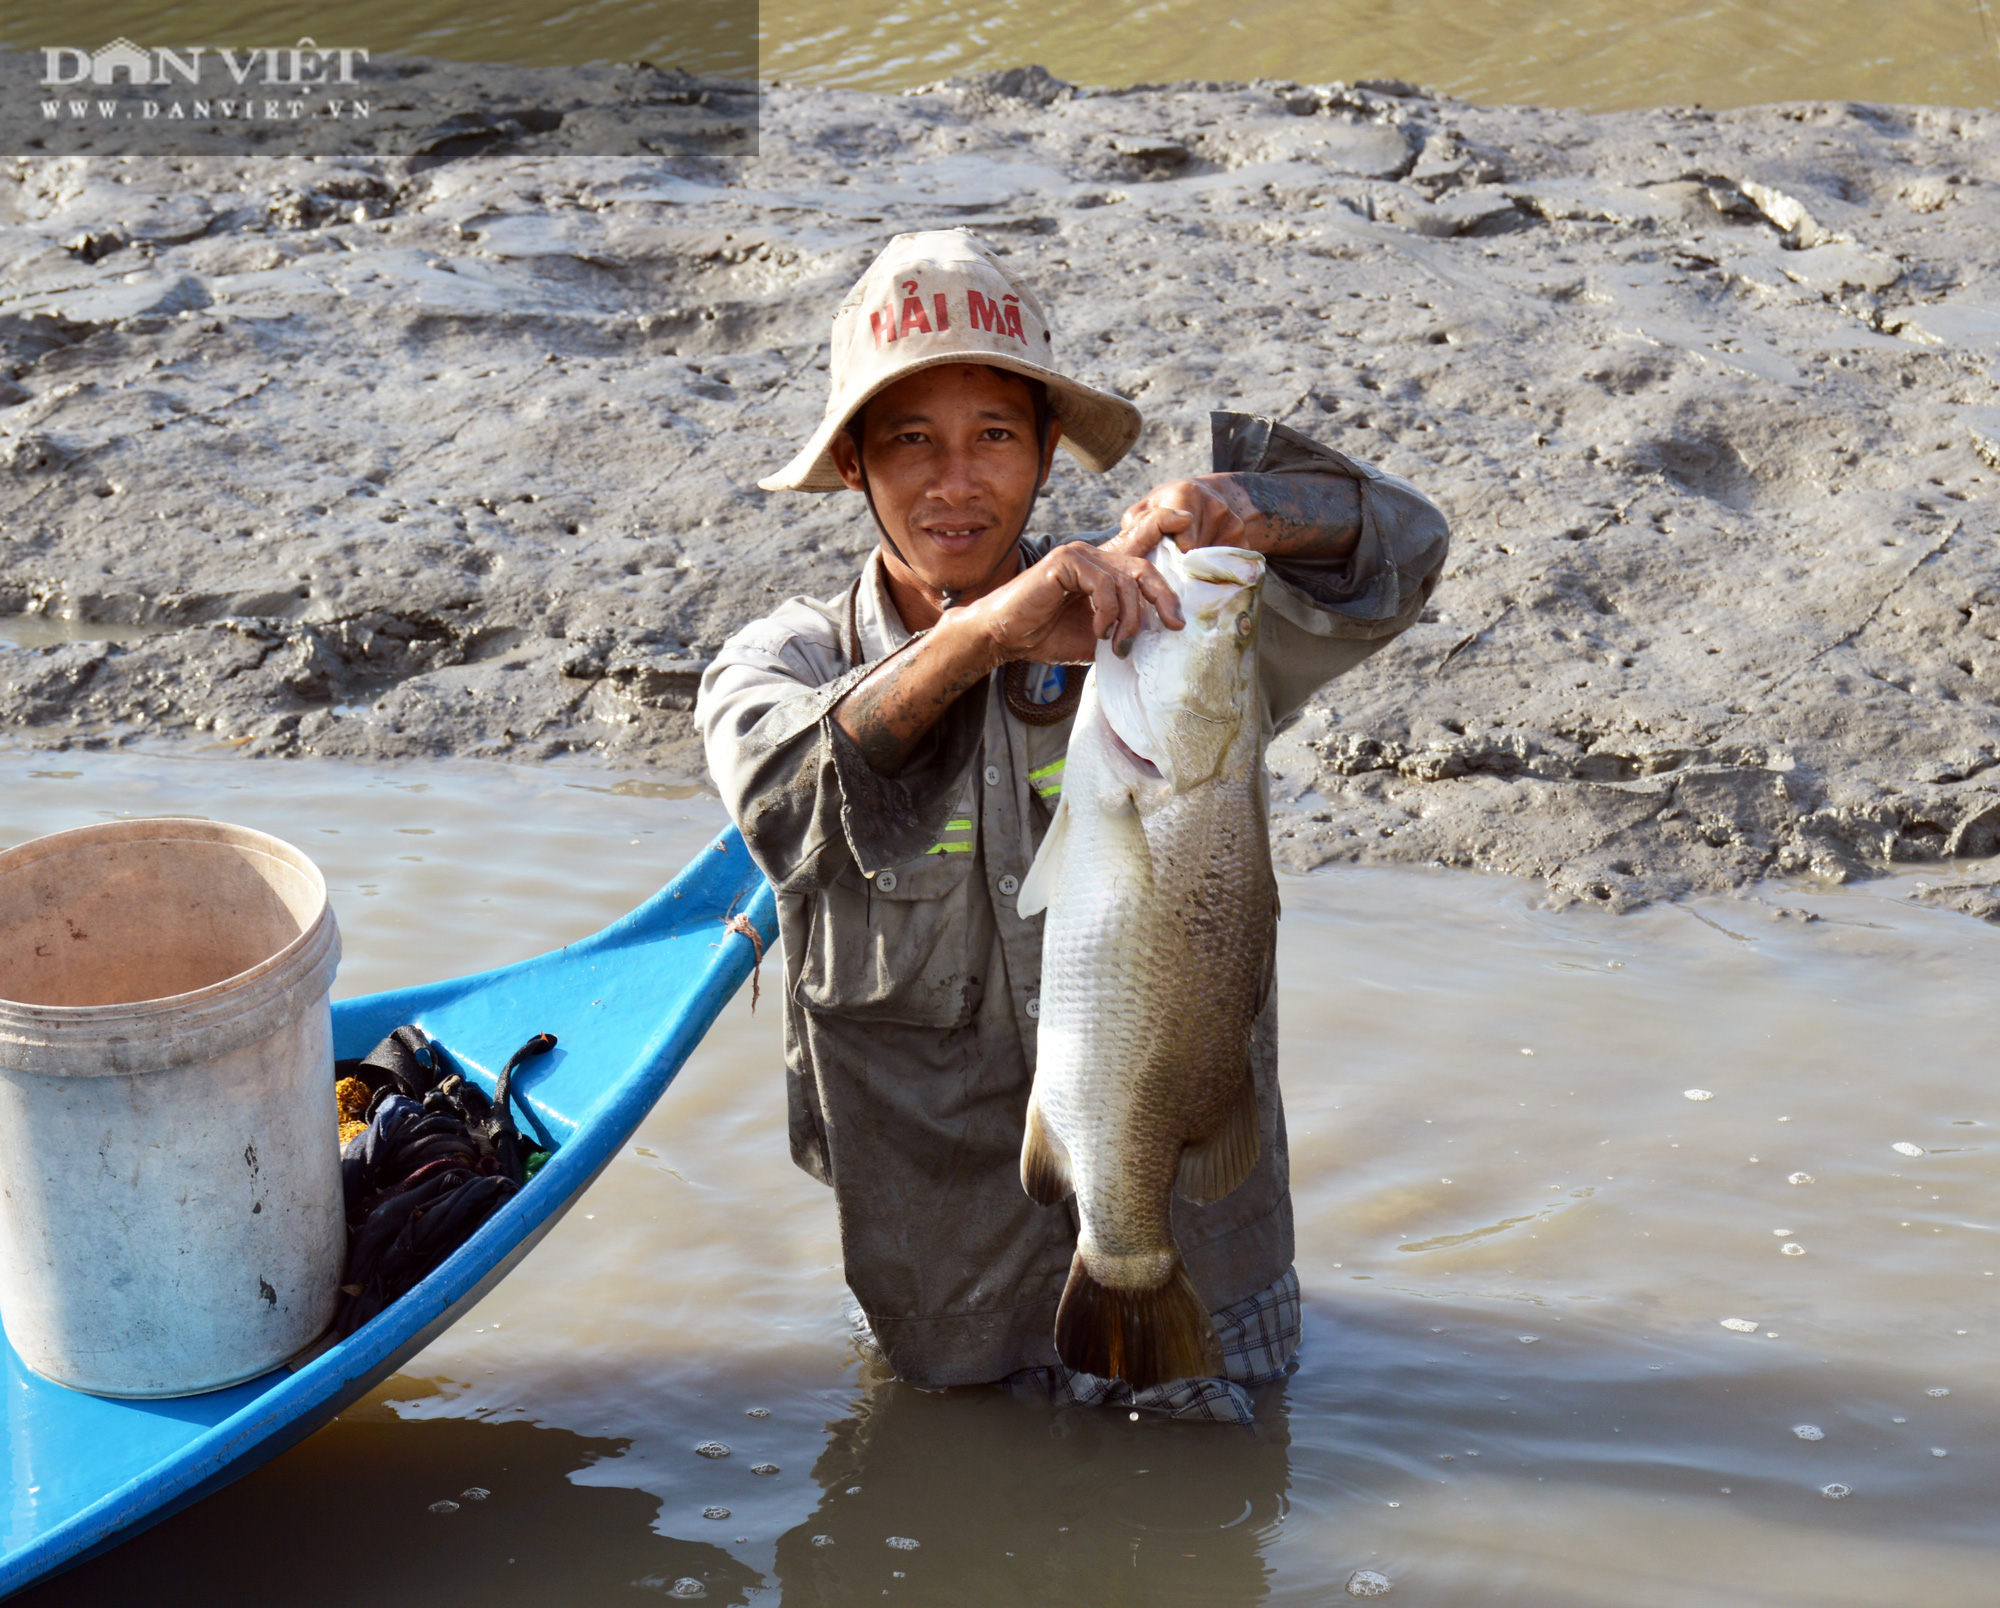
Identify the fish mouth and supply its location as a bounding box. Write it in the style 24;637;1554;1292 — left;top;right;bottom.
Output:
1178;545;1265;588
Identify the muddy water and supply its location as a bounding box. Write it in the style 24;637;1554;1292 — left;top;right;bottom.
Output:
0;615;164;649
13;0;1999;108
7;747;2000;1606
760;0;2000;111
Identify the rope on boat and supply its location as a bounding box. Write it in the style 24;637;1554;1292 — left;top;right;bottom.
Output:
723;913;765;1011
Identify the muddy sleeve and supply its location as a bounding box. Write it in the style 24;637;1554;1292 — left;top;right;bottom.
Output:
1210;411;1452;727
697;618;986;895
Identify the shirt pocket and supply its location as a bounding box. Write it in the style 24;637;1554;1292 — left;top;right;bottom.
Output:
795;835;984;1029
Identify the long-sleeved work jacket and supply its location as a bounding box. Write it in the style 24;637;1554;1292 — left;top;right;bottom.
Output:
697;412;1450;1387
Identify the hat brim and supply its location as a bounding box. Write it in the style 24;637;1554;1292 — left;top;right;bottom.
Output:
757;352;1143;493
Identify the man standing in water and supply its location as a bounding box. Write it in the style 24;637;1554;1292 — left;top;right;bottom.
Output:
697;231;1448;1421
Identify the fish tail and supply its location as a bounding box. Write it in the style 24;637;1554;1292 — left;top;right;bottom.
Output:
1054;1252;1224;1391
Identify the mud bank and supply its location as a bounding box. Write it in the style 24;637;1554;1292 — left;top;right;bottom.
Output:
2;70;1998;910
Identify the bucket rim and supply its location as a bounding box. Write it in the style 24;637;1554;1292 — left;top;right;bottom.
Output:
0;819;340;1067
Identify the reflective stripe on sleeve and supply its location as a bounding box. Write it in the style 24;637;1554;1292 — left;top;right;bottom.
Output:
1028;759;1064;800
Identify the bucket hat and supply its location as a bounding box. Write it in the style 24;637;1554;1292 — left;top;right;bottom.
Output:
759;229;1144;493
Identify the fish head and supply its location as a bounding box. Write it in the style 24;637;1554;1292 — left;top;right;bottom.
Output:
1094;541;1265;793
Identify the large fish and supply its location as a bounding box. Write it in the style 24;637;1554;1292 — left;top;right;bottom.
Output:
1016;540;1276;1389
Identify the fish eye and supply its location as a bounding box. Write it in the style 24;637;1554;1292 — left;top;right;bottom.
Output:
1234;611;1253;637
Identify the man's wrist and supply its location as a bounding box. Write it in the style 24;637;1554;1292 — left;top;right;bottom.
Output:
922;606;1005;686
1199;473;1262;522
1231;472;1362;561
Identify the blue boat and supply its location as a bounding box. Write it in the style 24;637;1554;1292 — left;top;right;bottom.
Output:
0;825;775;1600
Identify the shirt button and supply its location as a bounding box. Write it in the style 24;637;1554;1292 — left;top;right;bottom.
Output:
984;765;1001;786
997;874;1020;898
1025;997;1041;1019
875;870;898;892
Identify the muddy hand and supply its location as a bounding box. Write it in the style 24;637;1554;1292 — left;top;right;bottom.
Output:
963;538;1184;665
1115;476;1254;555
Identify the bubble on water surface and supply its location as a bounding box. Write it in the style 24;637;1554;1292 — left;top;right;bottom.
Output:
1821;1483;1851;1499
1346;1569;1394;1597
886;1536;920;1550
1517;1335;1539;1344
1773;1228;1793;1236
811;1535;834;1547
1793;1424;1825;1441
846;1486;862;1495
461;1487;489;1501
1782;1242;1806;1256
667;1580;706;1599
745;1407;771;1418
1685;1089;1714;1101
1893;1142;1926;1156
1932;1448;1949;1457
695;1442;731;1459
429;1500;459;1514
1926;1387;1951;1397
1788;1172;1814;1185
703;1507;731;1520
751;1464;780;1476
1893;1417;1908;1424
1720;1318;1759;1333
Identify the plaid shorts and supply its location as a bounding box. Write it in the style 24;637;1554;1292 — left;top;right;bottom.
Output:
1002;1265;1302;1425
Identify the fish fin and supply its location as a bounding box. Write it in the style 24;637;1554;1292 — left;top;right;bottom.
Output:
1175;1069;1261;1205
1081;792;1154;903
1016;792;1070;918
1054;1253;1224;1391
1020;1097;1074;1206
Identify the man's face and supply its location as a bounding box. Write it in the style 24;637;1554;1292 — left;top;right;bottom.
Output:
831;363;1058;597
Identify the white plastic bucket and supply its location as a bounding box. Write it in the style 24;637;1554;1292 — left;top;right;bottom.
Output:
0;818;343;1397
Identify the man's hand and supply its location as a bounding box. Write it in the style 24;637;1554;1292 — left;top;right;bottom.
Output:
959;538;1184;667
834;540;1183;775
1119;472;1363;562
1117;476;1255;552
